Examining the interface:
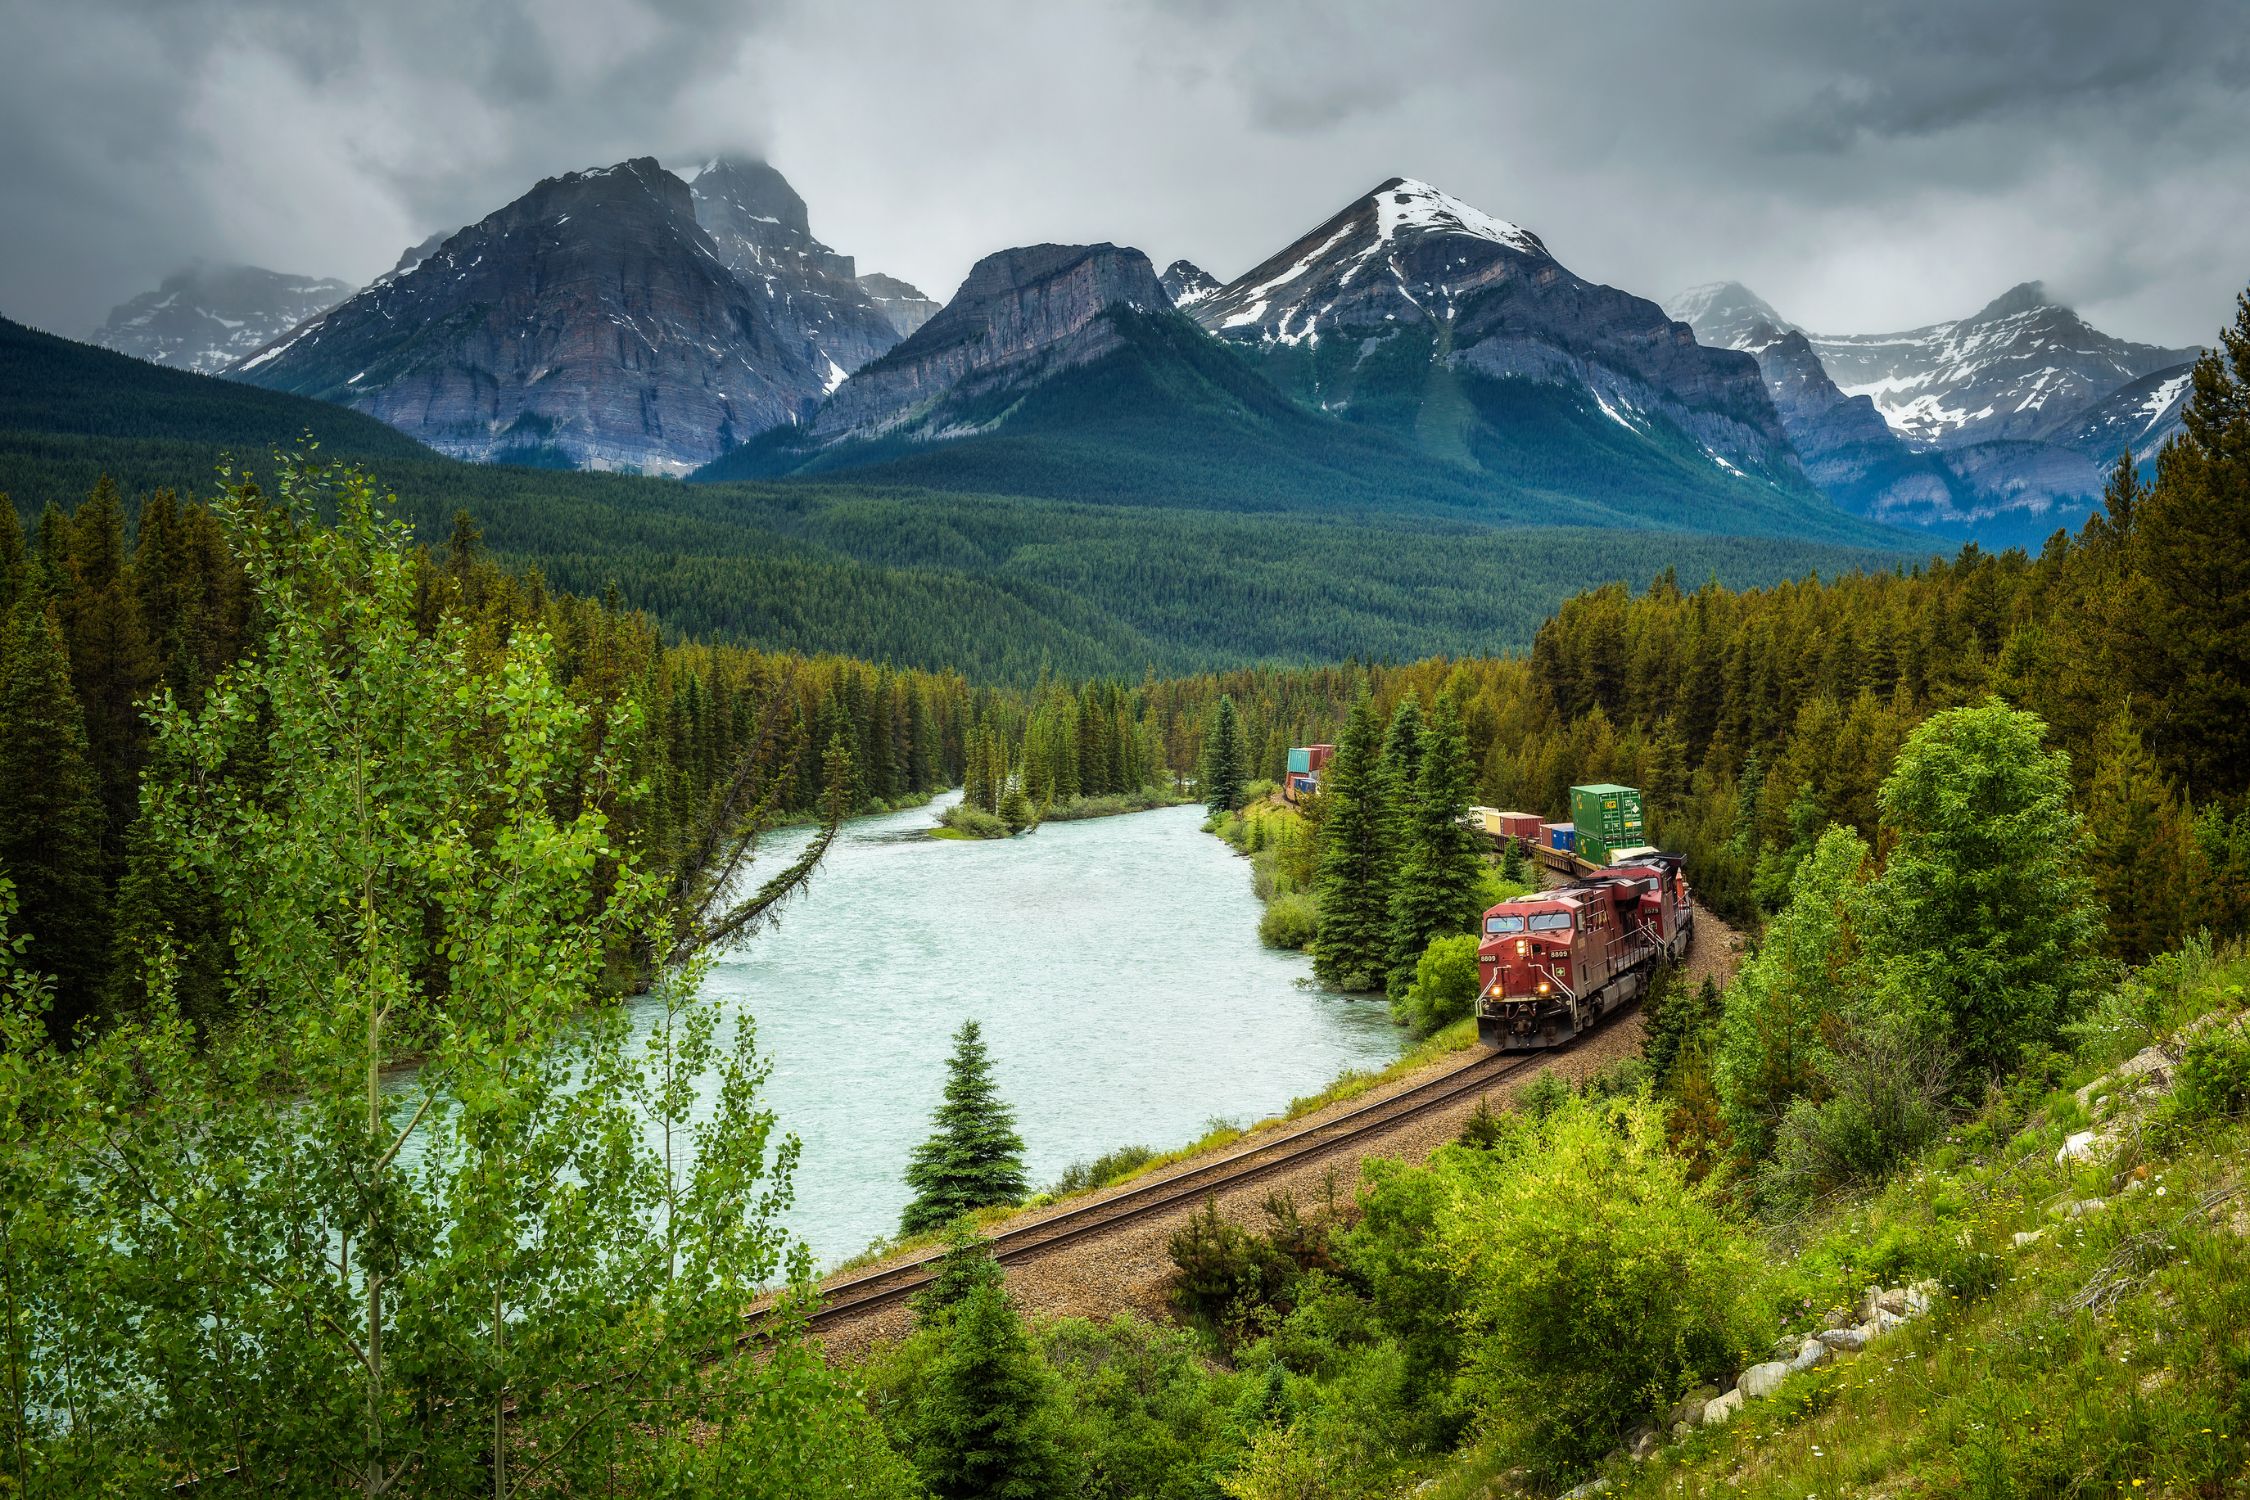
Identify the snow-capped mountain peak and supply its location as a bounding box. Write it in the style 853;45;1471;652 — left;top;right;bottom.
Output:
1370;177;1543;256
1160;259;1220;309
1808;284;2197;449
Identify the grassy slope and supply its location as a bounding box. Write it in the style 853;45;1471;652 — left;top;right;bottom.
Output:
1434;948;2250;1500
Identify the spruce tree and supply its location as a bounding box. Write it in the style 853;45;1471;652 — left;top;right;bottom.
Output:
1203;693;1248;815
1310;691;1393;992
2083;705;2195;963
902;1020;1028;1235
1386;692;1487;997
912;1276;1075;1500
997;780;1034;834
2121;287;2250;799
1379;692;1426;836
0;599;109;1040
59;476;156;869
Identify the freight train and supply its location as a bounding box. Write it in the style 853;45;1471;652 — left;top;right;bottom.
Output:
1474;851;1694;1051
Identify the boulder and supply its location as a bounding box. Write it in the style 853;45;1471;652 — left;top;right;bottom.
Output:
1876;1288;1910;1316
1702;1389;1744;1426
2067;1197;2107;1218
2056;1130;2098;1165
1672;1386;1720;1427
1903;1284;1934;1316
1560;1479;1611;1499
2012;1230;2045;1249
1791;1338;1829;1372
1671;1421;1693;1440
1739;1360;1792;1400
1628;1426;1662;1461
1818;1327;1869;1352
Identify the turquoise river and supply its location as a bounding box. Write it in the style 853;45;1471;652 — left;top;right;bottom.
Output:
636;793;1402;1268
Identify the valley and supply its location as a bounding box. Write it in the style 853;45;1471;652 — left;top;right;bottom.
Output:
5;15;2249;1493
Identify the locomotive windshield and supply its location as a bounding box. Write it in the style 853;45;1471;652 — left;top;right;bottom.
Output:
1484;915;1525;934
1527;912;1574;931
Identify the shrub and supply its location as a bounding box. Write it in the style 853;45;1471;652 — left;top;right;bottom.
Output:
2169;1017;2250;1123
1167;1198;1300;1342
937;803;1010;839
1448;1093;1767;1484
1761;1018;1954;1212
1049;1144;1158;1196
1258;891;1318;951
1392;934;1479;1035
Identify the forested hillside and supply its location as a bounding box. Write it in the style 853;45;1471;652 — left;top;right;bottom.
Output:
0;461;988;1042
2;315;1920;679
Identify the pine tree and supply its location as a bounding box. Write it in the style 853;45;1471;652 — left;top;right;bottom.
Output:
0;599;109;1040
1202;693;1247;815
902;1020;1028;1235
1386;692;1486;998
1310;692;1393;992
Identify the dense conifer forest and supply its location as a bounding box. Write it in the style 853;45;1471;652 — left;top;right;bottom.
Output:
2;262;2246;1499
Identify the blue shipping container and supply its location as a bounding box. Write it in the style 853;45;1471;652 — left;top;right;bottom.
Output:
1549;822;1576;852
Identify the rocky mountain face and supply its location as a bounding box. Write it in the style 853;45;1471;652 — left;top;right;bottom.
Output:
1674;279;2202;540
92;265;352;375
1160;259;1219;309
1192;178;1804;491
856;272;940;338
686;157;902;385
229;158;823;475
810;243;1170;440
1670;283;1960;526
1808;282;2198;450
2044;360;2197;466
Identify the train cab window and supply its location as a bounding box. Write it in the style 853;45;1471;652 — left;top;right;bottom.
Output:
1527;912;1573;932
1484;915;1525;934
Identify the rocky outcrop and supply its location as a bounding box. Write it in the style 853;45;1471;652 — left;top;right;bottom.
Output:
92;265;352;375
228;157;824;475
812;243;1169;440
687;157;903;382
1194;178;1804;487
1160;259;1219;309
857;272;941;339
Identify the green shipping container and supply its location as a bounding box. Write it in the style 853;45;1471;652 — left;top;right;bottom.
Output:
1568;783;1644;867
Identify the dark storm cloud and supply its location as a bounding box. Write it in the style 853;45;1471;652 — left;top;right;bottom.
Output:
3;0;2244;347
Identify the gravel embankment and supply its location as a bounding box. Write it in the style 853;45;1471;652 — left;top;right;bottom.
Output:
814;904;1744;1358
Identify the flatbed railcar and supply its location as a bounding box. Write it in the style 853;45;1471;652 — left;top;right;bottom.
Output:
1475;853;1694;1051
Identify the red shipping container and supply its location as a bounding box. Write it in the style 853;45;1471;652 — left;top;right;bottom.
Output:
1497;811;1542;843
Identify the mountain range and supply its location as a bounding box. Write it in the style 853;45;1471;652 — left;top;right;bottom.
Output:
66;157;2214;547
1669;280;2200;542
91;265;353;375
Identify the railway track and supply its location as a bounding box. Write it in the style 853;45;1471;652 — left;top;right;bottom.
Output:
795;1041;1554;1333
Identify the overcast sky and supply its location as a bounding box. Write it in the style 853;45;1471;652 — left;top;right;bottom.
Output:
4;0;2244;346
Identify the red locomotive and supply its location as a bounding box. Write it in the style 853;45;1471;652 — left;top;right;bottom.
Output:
1475;853;1693;1050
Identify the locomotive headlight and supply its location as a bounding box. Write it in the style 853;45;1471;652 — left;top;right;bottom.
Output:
1515;939;1527;956
1537;982;1550;995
